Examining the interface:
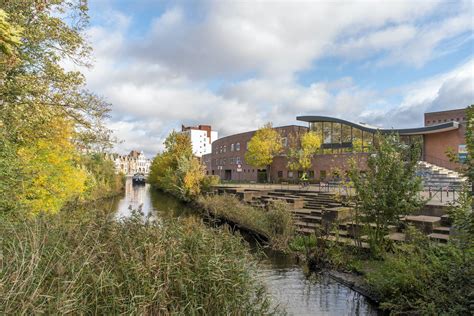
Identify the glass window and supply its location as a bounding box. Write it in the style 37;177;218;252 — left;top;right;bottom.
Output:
341;124;352;143
231;143;234;151
288;171;294;178
323;122;331;144
281;137;288;147
352;128;363;152
332;123;341;144
236;142;240;151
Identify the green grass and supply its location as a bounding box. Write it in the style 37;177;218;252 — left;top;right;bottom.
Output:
197;194;295;249
0;209;279;315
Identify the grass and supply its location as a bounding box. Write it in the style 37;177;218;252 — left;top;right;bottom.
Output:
0;208;280;315
197;194;295;249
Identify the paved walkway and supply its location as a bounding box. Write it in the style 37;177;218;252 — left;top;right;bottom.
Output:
217;183;459;205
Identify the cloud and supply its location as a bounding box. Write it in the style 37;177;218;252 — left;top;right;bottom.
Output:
134;0;448;78
360;59;474;127
78;0;473;157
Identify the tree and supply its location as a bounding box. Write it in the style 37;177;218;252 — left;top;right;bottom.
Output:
245;123;283;182
349;133;424;254
287;131;322;180
0;1;115;215
148;131;206;201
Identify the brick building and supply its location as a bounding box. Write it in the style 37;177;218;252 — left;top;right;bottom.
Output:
203;107;468;182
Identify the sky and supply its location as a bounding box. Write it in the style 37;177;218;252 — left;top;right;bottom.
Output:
80;0;473;157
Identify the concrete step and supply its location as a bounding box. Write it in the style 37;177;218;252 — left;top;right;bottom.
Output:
403;215;441;234
433;226;450;235
428;233;449;243
386;232;406;242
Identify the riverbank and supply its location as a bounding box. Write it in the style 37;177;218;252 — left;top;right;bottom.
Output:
0;205;279;315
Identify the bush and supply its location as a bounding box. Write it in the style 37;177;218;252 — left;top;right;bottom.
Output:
0;210;277;315
366;229;473;314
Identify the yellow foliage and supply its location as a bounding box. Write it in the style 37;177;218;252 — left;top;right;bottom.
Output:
245;123;283;168
287;131;322;172
17;119;87;214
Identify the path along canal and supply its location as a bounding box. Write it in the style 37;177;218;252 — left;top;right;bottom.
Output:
101;178;381;315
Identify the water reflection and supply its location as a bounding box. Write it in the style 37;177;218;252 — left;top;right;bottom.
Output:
114;178;193;220
111;178;380;315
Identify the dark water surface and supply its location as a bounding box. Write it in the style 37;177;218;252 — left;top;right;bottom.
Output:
105;178;380;315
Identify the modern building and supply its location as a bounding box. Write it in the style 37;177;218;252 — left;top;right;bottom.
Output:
112;150;151;176
203;107;468;182
181;124;218;157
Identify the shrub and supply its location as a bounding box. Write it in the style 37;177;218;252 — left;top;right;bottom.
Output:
365;228;473;314
0;210;277;315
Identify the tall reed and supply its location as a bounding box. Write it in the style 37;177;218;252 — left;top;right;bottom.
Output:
0;209;278;315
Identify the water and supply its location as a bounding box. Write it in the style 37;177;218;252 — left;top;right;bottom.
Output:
107;178;380;315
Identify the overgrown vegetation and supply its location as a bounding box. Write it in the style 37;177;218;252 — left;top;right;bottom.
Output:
148;131;219;201
197;194;294;248
0;210;278;315
365;224;473;314
349;133;424;255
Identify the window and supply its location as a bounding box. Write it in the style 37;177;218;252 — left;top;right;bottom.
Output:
308;170;315;178
288;171;294;178
236;157;241;164
323;122;331;144
320;170;327;180
281;137;288;147
231;143;234;151
278;171;283;178
223;145;227;153
236;142;241;151
246;142;250;150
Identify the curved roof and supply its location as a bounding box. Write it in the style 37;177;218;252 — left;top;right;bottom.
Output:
296;115;459;136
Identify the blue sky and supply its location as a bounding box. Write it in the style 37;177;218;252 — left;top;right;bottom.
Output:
81;0;474;156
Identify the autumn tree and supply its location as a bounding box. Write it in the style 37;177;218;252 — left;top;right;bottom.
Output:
244;123;283;182
287;131;322;181
0;2;116;215
148;131;208;201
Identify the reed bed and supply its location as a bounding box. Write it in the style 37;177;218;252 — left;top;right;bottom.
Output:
0;209;278;315
197;194;295;249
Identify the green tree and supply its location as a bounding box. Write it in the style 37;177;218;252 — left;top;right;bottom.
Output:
349;133;424;254
245;123;283;182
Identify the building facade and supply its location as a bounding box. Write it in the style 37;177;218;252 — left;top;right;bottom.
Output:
203;107;468;182
181;125;218;157
112;150;151;176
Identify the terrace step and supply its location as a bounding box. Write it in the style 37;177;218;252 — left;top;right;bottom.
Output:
386;232;406;242
428;233;449;243
433;226;451;235
403;215;441;234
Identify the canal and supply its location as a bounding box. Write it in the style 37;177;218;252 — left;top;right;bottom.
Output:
105;179;380;315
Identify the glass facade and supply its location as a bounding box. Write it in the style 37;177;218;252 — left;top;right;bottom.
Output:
310;121;374;153
309;120;424;155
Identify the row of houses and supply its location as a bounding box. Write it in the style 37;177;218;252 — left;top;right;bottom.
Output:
106;150;152;176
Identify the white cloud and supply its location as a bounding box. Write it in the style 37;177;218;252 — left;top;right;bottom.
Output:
78;0;473;156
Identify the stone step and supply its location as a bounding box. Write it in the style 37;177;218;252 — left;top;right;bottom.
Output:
324;235;369;249
441;214;452;226
299;215;322;223
403;215;441;234
433;226;450;235
297;227;316;235
386;232;406;242
428;233;449;243
295;221;319;228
